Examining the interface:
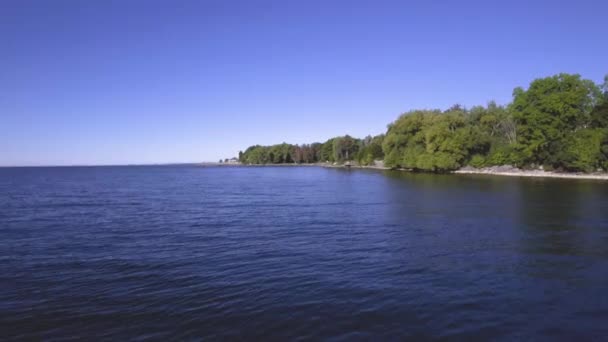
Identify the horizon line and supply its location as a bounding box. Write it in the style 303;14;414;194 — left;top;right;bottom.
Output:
0;162;214;168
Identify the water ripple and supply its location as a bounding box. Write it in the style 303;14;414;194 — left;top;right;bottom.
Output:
1;165;607;340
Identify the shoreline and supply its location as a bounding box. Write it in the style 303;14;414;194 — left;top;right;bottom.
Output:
353;164;608;180
452;168;608;180
202;162;608;180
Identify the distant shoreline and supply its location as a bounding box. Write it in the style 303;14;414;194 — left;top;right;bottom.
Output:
202;162;608;180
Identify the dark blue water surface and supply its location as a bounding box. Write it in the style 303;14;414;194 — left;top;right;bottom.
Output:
1;165;608;340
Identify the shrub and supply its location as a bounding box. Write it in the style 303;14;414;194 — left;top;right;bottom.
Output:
469;154;486;168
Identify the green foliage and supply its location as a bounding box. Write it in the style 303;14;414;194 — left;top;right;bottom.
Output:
591;101;608;128
238;73;608;174
239;143;294;164
558;129;607;172
383;148;401;168
240;136;362;165
290;144;320;163
511;73;602;167
320;139;335;162
486;144;518;166
240;145;269;164
469;154;486;168
356;135;385;165
382;110;431;168
382;109;487;171
332;135;359;162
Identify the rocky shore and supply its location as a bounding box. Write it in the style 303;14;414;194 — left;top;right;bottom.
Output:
454;165;608;180
202;162;608;180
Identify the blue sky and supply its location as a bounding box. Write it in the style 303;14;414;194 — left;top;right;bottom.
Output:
1;0;607;166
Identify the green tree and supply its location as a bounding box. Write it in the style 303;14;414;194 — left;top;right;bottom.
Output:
356;134;385;165
333;135;359;162
238;72;607;173
383;110;483;171
511;73;601;167
590;102;608;129
319;139;334;162
558;129;607;172
383;110;431;168
590;75;608;128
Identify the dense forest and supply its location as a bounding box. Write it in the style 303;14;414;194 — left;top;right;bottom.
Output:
239;73;608;172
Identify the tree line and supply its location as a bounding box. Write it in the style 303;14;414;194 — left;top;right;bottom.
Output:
239;73;608;172
238;135;385;166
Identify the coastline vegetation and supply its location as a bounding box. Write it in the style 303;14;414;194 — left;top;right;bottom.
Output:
239;73;608;173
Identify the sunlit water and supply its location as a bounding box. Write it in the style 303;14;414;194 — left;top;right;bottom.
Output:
1;165;607;340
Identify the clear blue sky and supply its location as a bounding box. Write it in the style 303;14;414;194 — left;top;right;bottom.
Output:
2;0;607;166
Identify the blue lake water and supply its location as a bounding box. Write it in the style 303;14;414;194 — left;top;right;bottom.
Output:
1;165;607;340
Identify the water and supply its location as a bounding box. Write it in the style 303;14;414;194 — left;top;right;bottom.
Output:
1;165;607;340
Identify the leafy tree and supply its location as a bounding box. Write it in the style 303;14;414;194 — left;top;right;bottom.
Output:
333;135;359;162
356;134;385;165
469;154;486;168
557;129;607;172
591;76;608;128
238;72;608;173
590;102;608;129
511;73;601;167
311;143;322;162
320;139;335;162
383;110;431;168
471;101;516;145
383;110;484;171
